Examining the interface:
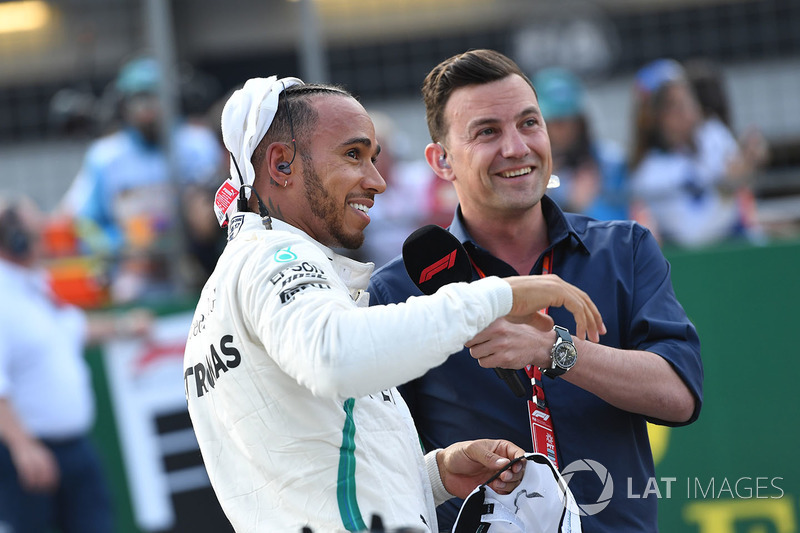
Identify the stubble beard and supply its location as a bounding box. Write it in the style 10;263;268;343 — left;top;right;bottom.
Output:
302;156;365;250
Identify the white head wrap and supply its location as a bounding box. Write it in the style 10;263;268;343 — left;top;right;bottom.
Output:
213;75;304;225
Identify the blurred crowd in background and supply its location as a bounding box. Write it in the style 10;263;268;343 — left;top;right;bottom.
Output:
3;51;786;311
0;0;798;314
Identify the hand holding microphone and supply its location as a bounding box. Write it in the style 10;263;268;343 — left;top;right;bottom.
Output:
402;225;527;397
402;225;605;392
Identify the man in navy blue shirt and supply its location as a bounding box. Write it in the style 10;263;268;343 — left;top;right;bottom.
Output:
368;49;703;532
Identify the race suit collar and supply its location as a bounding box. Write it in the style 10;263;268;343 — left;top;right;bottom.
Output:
232;212;375;293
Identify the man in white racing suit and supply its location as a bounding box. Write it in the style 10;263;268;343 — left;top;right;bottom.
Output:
183;77;603;532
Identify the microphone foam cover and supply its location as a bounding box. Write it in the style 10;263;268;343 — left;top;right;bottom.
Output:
402;225;473;295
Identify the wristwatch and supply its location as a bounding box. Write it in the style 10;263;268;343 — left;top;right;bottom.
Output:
542;325;577;379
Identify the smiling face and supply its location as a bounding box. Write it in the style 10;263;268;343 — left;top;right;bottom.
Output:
440;74;552;222
293;94;385;249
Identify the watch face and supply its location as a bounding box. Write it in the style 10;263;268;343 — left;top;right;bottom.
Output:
554;343;577;369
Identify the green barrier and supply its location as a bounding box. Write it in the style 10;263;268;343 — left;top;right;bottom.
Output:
87;345;138;533
656;239;800;532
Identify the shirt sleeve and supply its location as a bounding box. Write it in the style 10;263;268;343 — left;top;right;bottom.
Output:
239;237;513;400
629;225;704;426
63;145;124;251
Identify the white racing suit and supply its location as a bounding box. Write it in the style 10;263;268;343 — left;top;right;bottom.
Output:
184;213;512;532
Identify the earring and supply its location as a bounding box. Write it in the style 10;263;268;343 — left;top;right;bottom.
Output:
284;180;288;188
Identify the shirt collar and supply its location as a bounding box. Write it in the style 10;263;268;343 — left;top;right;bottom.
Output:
447;195;589;256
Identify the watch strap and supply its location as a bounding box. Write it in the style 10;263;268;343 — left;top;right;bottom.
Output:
543;326;573;379
542;365;566;379
553;325;571;343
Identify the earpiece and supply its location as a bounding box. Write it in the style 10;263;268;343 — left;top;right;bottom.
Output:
436;143;451;169
277;162;291;175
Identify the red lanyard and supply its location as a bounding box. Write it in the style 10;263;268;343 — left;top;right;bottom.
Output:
469;249;560;468
527;251;559;468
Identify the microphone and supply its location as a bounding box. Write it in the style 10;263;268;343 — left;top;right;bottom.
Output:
402;225;527;398
401;224;472;295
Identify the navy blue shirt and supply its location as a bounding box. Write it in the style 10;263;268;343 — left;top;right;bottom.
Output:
368;196;703;532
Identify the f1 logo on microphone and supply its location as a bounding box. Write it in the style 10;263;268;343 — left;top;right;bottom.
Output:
419;249;457;284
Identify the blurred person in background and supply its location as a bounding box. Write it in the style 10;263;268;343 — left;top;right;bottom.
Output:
0;197;151;533
60;55;222;303
684;57;770;240
532;67;629;221
629;59;762;248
